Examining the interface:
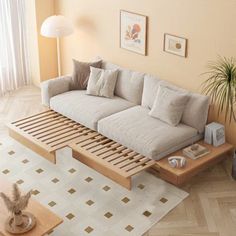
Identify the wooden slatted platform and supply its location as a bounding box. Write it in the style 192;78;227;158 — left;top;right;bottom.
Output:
70;135;155;190
7;110;155;190
7;110;94;163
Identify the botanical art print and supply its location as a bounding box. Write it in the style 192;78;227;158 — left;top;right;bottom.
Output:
120;10;147;55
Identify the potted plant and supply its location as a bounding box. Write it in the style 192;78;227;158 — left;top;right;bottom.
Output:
202;56;236;179
0;184;36;234
202;56;236;122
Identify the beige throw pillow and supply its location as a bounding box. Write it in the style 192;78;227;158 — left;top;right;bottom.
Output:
71;59;102;90
149;85;190;126
86;67;118;98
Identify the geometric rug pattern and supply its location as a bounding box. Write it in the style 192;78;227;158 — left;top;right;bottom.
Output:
0;136;188;236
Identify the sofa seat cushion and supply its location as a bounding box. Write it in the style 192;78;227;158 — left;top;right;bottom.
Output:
98;106;199;160
50;90;135;130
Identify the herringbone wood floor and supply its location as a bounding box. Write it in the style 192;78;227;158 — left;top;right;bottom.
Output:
0;86;236;236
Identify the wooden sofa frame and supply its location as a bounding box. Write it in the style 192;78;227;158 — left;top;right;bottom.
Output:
8;109;234;189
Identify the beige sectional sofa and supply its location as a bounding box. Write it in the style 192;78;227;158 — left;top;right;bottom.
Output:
41;60;210;160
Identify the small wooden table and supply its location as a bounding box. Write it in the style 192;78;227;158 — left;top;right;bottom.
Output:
154;141;234;186
0;178;63;236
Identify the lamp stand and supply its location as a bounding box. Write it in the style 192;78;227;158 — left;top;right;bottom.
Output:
56;37;61;77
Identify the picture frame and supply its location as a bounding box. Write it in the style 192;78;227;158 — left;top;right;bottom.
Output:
163;34;187;57
120;10;147;55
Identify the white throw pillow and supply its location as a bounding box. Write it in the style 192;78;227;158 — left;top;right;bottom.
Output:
86;67;118;98
149;85;190;126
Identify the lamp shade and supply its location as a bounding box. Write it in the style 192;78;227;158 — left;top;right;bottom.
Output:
40;15;74;38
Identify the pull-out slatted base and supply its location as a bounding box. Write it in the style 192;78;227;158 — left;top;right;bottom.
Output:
7;110;93;164
7;110;155;190
70;135;155;190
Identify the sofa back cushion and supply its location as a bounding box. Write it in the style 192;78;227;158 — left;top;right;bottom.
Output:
141;74;161;109
142;74;210;133
181;93;210;133
102;61;144;104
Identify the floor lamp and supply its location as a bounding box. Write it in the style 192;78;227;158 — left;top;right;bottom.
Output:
41;15;74;76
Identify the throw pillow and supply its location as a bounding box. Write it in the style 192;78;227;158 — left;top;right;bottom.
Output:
86;67;118;98
149;85;190;126
71;59;102;90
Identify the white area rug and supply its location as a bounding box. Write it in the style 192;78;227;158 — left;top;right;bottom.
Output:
0;136;188;236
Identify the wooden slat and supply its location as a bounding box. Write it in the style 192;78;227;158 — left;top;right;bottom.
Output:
122;157;151;171
12;110;53;125
111;152;139;165
89;140;116;153
49;130;92;148
25;117;71;133
45;129;83;144
51;131;95;150
116;155;144;168
69;132;99;146
23;116;67;131
94;143;122;156
16;113;60;128
81;137;110;150
81;135;107;149
125;160;156;177
37;124;82;140
99;146;127;160
43;126;87;143
30;120;77;136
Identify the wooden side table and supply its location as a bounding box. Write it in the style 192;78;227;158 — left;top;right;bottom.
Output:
154;141;234;186
0;178;63;236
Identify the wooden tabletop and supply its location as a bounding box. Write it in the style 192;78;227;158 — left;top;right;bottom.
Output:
0;178;63;236
156;141;234;177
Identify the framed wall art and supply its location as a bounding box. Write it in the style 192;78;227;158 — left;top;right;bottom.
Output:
120;10;147;55
164;34;187;57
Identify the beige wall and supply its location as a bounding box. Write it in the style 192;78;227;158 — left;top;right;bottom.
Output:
26;0;58;85
55;0;236;146
35;0;58;82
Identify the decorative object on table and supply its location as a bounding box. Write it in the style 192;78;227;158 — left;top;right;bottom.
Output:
163;34;187;57
120;10;147;55
204;122;225;147
41;15;74;76
0;184;36;234
183;143;210;159
202;56;236;122
168;156;186;168
232;150;236;180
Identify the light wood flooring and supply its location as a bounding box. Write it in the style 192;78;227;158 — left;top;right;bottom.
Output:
0;86;236;236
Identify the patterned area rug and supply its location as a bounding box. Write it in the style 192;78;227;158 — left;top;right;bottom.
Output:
0;136;188;236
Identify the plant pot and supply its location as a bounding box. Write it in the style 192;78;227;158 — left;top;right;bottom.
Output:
13;211;24;226
232;151;236;180
5;212;36;234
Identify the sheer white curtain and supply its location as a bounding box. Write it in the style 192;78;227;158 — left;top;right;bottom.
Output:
0;0;30;96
